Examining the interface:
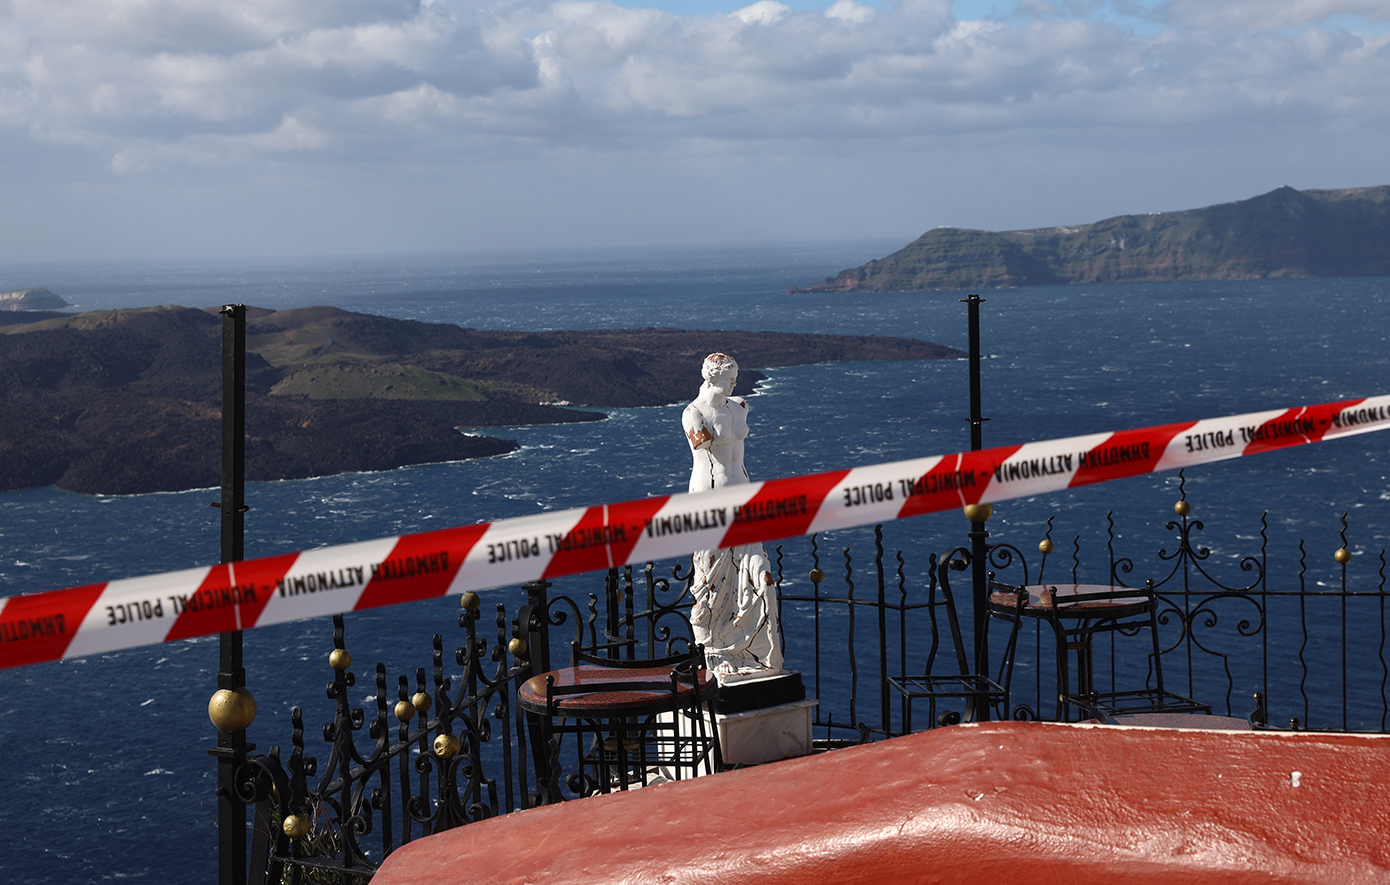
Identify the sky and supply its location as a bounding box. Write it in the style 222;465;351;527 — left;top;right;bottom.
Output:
1;0;1388;262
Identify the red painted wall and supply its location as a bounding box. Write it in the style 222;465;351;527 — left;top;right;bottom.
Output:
372;721;1390;884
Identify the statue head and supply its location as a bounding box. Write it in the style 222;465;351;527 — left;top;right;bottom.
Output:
701;352;738;387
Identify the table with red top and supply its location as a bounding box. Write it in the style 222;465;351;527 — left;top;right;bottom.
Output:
517;660;720;795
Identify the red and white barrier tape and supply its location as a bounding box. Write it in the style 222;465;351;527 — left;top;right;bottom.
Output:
2;394;1388;671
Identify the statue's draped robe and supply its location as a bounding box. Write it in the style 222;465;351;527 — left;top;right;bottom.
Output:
689;544;782;674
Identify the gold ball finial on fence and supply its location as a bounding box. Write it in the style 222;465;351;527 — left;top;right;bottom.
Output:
328;648;352;671
411;691;432;713
508;638;528;657
460;591;481;612
808;568;824;585
1038;539;1054;555
208;687;257;733
434;733;461;759
394;700;416;722
1174;500;1191;517
1335;548;1351;564
963;503;993;523
281;815;310;840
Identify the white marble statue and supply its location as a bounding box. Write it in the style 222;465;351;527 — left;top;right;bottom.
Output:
683;353;784;678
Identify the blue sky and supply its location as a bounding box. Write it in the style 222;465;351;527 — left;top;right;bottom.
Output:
1;0;1387;262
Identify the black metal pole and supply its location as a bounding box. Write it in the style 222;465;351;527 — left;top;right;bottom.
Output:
966;294;984;454
962;294;990;710
215;304;248;885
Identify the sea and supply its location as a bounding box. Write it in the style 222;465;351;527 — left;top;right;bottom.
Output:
1;243;1387;882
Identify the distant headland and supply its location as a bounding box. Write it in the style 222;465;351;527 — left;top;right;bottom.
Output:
0;288;71;311
0;305;963;495
790;185;1390;293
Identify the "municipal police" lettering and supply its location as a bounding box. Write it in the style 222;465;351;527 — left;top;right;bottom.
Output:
171;583;258;614
898;471;977;497
1184;430;1234;452
843;482;893;507
1239;416;1316;444
107;599;165;624
486;540;537;564
548;524;629;553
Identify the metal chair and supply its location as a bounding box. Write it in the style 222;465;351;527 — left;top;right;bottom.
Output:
518;644;722;799
888;550;1027;731
1039;579;1210;722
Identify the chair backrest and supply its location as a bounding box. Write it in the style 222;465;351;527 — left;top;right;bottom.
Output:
930;549;977;680
1041;582;1155;630
933;549;1028;681
571;641;697;671
984;579;1029;692
540;651;707;718
927;551;1029;723
1040;580;1167;686
571;566;699;667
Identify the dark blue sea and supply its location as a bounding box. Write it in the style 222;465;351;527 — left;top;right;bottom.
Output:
1;244;1387;882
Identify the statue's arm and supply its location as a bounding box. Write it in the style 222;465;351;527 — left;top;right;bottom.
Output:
683;404;713;451
748;548;773;585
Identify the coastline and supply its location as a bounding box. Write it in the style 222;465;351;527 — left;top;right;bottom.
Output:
0;305;961;495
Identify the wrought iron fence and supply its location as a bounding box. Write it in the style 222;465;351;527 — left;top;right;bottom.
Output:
238;597;531;884
1011;490;1390;733
778;525;1035;743
239;481;1390;881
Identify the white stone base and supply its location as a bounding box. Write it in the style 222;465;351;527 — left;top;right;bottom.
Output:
658;697;817;778
715;698;817;766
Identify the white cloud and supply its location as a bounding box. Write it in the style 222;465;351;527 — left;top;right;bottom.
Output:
825;0;873;24
248;113;331;150
106;113;329;173
732;1;790;25
7;0;423;53
2;0;1389;259
366;82;462;124
6;0;1387;172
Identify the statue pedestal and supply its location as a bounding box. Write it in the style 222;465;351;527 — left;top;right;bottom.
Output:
713;668;805;713
666;670;815;769
715;697;817;766
713;670;815;766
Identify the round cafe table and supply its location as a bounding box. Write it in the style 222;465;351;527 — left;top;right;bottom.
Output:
988;583;1149;618
987;583;1155;721
517;659;720;796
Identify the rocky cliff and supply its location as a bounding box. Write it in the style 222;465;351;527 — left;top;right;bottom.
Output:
791;185;1390;292
0;305;962;495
